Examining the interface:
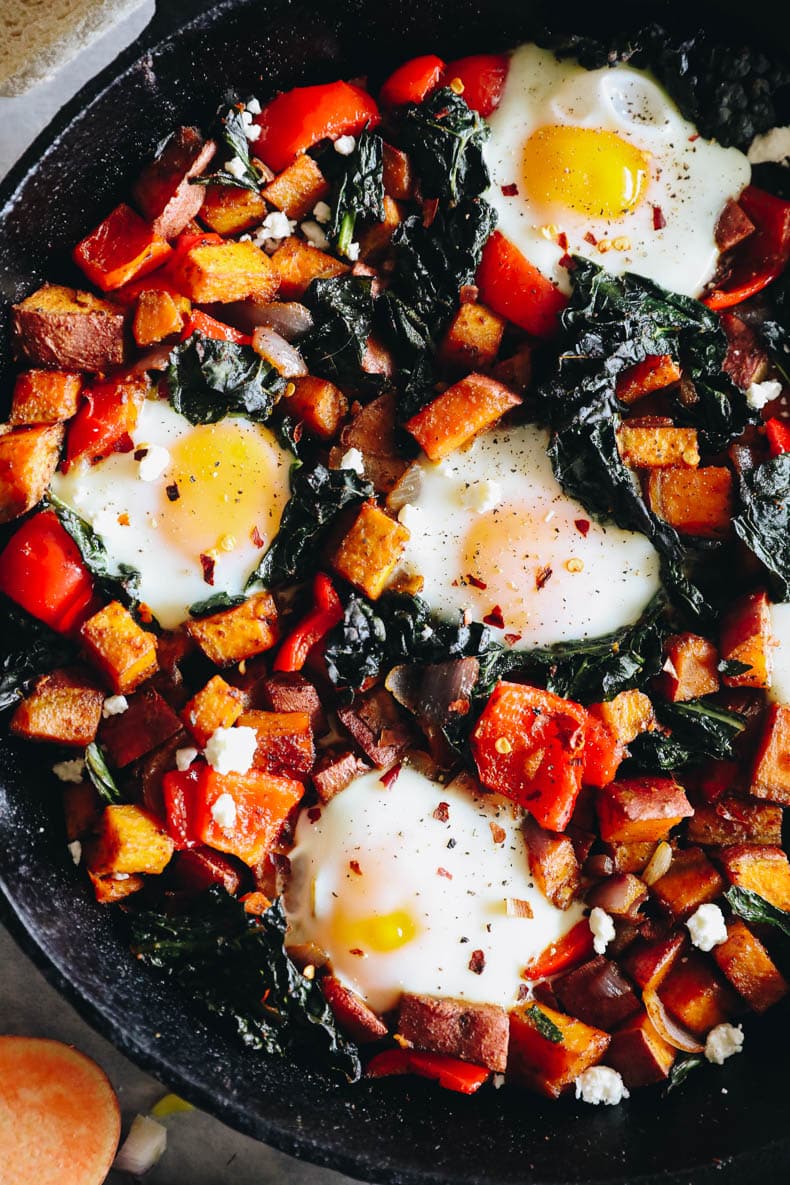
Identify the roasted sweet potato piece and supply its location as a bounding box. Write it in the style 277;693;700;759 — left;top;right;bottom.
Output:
507;1003;609;1098
650;846;725;919
337;686;412;768
259;671;327;736
185;592;279;666
715;199;755;252
712;919;788;1012
601;841;656;875
617;424;699;469
133;126;217;238
236;709;315;775
719;590;772;690
262;154;330;221
332;393;408;494
312;747;371;803
331;502;409;600
81;602;158;695
284;375;348;440
199;183;268;235
11;669;104;746
596;776;693;844
657;632;720;702
398;994;510;1072
719;843;790;911
658;951;739;1036
181;675;246;748
12;284;126;372
382;142;415;201
439;302;506;373
272;236;349;299
616;355;682;404
171;240;280;303
100;688;182;767
63;781;101;841
88;804;174;876
589;690;656;745
721;312;769;390
606;1010;676;1087
358;195;403;260
405;373;521;462
132;289;190;346
686;795;783;847
553;956;642;1030
622;930;686;990
133;729;190;816
0;423;64;523
491;343;533;395
10;370;82;425
523;817;580;910
320;975;388;1043
73;204;172;292
169;846;244;897
88;871;145;903
751;704;790;805
587;872;649;918
647;467;734;539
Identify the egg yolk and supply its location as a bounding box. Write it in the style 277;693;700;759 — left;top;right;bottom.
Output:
523;124;649;219
159;421;290;557
332;908;418;955
463;502;560;634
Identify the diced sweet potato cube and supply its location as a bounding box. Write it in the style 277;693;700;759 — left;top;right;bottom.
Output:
523;817;580;910
89;803;174;875
405;373;521;462
600;841;656;874
312;747;370;803
719;843;790;911
262;154;329;221
398;994;509;1072
719;590;772;690
199;184;268;235
658;951;739;1035
507;1003;609;1097
12;283;126;372
715;199;755;252
721;312;769;390
336;686;413;768
236;709;314;775
657;632;720;702
439;302;506;373
622;930;686;990
596;776;693;843
686;795;783;847
382;142;415;200
63;781;101;841
650;846;725;919
135;730;190;817
284;376;347;440
88;871;145;903
751;703;790;805
321;975;388;1043
11;669;104;746
606;1010;676;1087
711;919;788;1012
617;425;699;469
171;240;279;303
616;355;682;404
132;289;190;346
192;765;304;866
80;601;159;695
181;675;245;748
589;690;656;745
186;592;279;666
272;236;349;299
169;845;243;896
358;195;402;261
100;688;182;767
332;392;407;494
647;467;734;539
133;125;217;239
587;871;649;918
73;203;172;292
331;502;409;600
10;370;82;425
553;956;642;1030
259;671;326;736
0;423;64;523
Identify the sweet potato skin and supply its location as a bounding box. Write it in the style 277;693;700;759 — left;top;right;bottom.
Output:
10;370;82;425
236;709;315;775
11;669;104;747
185;592;279;665
331;392;408;494
647;466;734;538
711;918;788;1012
331;502;409;600
0;423;64;523
686;795;783;847
133;125;217;238
405;373;521;462
657;632;720;702
321;975;388;1043
507;1003;609;1098
751;704;790;805
596;776;693;843
719;590;772;689
398;994;510;1072
100;688;182;768
12;284;126;371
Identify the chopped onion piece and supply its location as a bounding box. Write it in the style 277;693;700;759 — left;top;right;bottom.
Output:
150;1093;194;1118
642;986;704;1053
113;1114;167;1175
506;897;534;918
386;463;423;514
252;326;308;377
232;299;313;339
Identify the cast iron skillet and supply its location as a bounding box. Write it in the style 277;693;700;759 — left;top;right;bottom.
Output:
1;1;788;1181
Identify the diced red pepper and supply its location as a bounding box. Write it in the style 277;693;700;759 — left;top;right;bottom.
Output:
64;377;146;469
522;918;595;981
705;186;790;311
254;82;381;174
73;203;172;292
274;573;343;672
444;53;509;116
182;309;251;345
582;715;625;788
379;55;446;107
0;510;97;634
476;231;567;339
766;417;790;456
366;1048;490;1094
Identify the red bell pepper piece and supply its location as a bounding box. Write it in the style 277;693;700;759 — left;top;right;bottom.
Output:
274;573;343;672
705;186;790;311
522;918;595;981
379;54;446;107
254;81;381;174
582;715;625;788
766;417;790;456
182;309;251;345
64;376;145;469
444;53;509;116
0;510;96;633
366;1048;490;1094
476;230;567;339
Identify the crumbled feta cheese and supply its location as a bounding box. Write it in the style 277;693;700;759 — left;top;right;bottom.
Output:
492;1073;505;1090
686;903;728;952
52;758;85;784
575;1066;630;1106
340;447;365;476
102;695;129;719
175;746;199;772
312;200;332;224
224;156;247;180
589;906;616;955
252;210;296;252
240;108;254;126
210;791;238;830
705;1022;744;1065
397;503;423;531
748;126;790;165
245;123;261;143
746;379;783;410
301;220;330;250
137;444;171;482
334;134;356;155
67;840;82;866
458;479;502;514
346;241;360;262
204;726;257;775
246;97;262;115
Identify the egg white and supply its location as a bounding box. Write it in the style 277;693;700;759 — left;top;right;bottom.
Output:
769;601;790;703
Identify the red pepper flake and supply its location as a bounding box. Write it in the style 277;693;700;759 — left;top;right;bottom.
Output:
307;806;322;823
115;433;134;455
536;565;553;590
465;573;487;590
652;205;666;230
291;421;304;444
251;524;264;548
468;949;486;974
137;602;154;624
584;231;598;246
489;822;506;845
380;763;402;790
501;182;519;197
199;553;216;586
165;482;180;502
349;948;365;957
559;253;576;270
574;518;591;536
433;801;450;822
483;605;505;629
422;197;439;229
349;860;362;875
557;231;569;251
689;133;700;142
504;632;522;645
437;867;453;880
460;284;479;304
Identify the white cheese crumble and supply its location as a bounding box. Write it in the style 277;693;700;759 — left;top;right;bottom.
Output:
210;791;238;830
52;758;85;784
746;379;783;410
312;200;332;224
334;134;356;155
346;241;360;262
224;156;247;180
458;479;502;514
686;903;728;952
175;746;199;772
245;123;261;143
748;126;790;165
137;444;171;482
589;906;615;955
102;695;129;718
67;840;82;866
252;210;296;253
245;97;262;115
204;726;257;775
575;1066;630;1106
340;447;365;476
705;1022;744;1065
301;220;330;250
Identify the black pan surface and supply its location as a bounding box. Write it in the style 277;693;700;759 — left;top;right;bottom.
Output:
1;1;789;1181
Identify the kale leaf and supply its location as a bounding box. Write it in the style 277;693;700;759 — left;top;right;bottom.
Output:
84;742;122;804
725;886;790;937
664;1055;705;1096
398;87;491;202
301;275;377;388
376;291;437;420
129;888;361;1080
527;1007;564;1044
192;100;261;191
248;463;372;589
627;697;746;771
0;598;77;713
167;333;284;425
732;452;790;602
322;128;384;257
188;592;247;618
49;493;142;610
